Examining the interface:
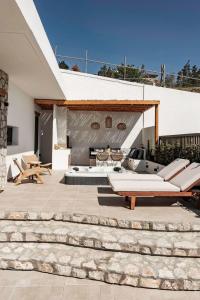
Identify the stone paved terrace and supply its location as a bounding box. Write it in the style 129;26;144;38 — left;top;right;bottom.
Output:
1;270;200;300
0;171;200;227
1;171;200;293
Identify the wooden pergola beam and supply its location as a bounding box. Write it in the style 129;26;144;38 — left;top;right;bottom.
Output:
35;99;160;106
35;99;160;113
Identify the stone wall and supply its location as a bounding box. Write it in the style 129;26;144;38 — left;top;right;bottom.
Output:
0;70;8;190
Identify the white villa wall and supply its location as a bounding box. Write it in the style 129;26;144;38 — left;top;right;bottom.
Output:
143;85;200;136
51;106;71;170
6;82;36;178
61;70;200;142
61;70;144;100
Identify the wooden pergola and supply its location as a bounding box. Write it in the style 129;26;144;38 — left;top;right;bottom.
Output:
35;99;160;144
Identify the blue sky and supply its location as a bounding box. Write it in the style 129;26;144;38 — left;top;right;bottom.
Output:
34;0;200;75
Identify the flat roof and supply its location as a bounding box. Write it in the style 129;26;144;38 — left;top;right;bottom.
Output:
0;0;66;99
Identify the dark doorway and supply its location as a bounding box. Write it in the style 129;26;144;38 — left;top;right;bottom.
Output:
34;113;39;154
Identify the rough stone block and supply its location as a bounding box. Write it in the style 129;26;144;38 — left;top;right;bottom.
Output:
55;264;72;276
9;260;33;270
120;275;138;286
106;272;122;284
71;267;87;278
88;270;104;281
139;277;161;289
37;262;54;273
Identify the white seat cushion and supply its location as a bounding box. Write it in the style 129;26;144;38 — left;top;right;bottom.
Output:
170;162;200;191
110;180;180;192
108;173;163;181
157;158;190;181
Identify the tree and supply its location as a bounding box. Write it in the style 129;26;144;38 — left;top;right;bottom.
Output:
165;74;176;88
98;65;117;78
116;64;143;82
58;60;69;70
97;60;200;88
71;64;80;72
97;64;144;82
176;61;200;87
177;60;191;87
191;65;200;86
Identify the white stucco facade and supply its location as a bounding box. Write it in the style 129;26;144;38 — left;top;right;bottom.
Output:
7;82;35;156
143;85;200;136
6;82;36;178
52;105;71;169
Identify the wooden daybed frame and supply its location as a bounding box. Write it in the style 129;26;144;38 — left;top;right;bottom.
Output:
117;180;200;210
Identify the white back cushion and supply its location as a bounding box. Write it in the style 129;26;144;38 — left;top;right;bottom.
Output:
170;162;200;191
157;158;189;180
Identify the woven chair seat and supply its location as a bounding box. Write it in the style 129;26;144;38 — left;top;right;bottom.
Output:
96;152;109;161
110;152;123;161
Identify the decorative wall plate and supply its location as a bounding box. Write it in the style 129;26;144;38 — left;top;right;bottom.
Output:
117;123;126;130
105;116;112;128
91;122;100;129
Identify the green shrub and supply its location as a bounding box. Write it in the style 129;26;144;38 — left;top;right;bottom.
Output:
152;143;200;165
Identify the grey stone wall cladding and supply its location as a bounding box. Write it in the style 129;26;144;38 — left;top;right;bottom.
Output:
0;70;8;190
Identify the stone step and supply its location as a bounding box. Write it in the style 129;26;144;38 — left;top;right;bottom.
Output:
0;242;200;290
1;210;200;232
1;220;200;257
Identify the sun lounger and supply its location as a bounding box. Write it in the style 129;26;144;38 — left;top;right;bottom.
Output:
108;158;189;182
110;162;200;209
13;158;44;185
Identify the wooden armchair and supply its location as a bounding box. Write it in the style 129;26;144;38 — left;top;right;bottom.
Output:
22;154;52;175
13;159;44;185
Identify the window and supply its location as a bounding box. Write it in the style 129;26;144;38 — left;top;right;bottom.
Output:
7;126;18;146
7;127;13;145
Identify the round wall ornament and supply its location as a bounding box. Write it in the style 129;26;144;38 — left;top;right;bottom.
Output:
91;122;100;129
117;122;126;130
